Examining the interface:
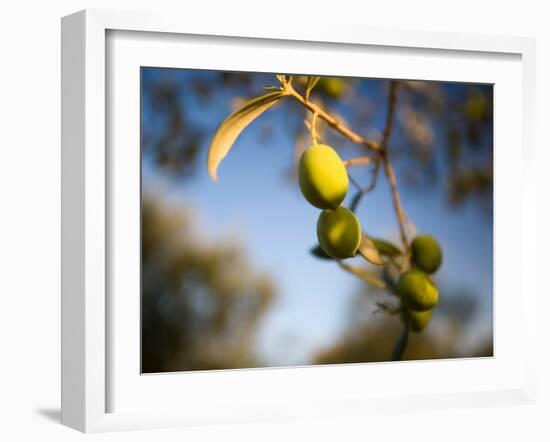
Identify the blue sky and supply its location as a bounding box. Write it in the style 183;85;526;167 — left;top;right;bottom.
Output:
142;68;493;365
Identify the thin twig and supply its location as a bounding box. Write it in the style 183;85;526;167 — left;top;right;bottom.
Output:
391;316;410;361
380;81;409;251
381;81;399;148
405;213;417;238
378;80;415;360
383;160;409;250
283;81;383;154
374;301;401;315
310;111;319;144
349;163;381;213
364;162;381;193
348;174;362;191
343;157;375;167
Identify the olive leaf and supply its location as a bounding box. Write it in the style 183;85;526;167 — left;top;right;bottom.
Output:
338;261;386;289
370;238;402;257
357;234;385;266
310;244;334;260
305;76;321;101
207;91;286;182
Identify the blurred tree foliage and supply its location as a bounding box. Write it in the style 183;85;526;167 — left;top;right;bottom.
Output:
141;71;258;180
142;196;275;372
396;81;493;212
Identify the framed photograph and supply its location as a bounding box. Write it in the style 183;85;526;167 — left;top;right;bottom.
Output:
61;9;537;433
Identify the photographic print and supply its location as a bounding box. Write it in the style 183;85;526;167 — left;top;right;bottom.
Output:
141;69;493;373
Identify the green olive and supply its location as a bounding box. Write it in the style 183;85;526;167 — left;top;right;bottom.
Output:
403;309;433;333
411;235;442;274
299;144;348;209
317;206;361;259
465;92;486;122
397;269;439;311
317;77;346;99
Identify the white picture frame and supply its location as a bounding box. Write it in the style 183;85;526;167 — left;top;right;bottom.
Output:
61;9;537;433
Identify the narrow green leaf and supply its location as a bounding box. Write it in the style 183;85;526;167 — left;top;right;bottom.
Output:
310;244;334;260
357;234;385;266
305;76;321;101
370;238;402;257
207;91;285;181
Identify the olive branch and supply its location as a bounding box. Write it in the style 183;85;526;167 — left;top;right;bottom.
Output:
207;74;440;361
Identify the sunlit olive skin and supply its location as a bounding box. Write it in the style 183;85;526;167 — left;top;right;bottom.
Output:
317;207;361;259
397;269;439;311
411;235;442;274
403;309;433;333
298;144;349;209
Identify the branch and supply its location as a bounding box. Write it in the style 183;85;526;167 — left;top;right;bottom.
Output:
281;76;413;361
380;81;409;251
384;160;409;250
349;162;381;213
343;156;375;167
379;80;414;361
282;81;383;154
381;81;399;147
310;111;320;144
391;316;410;361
